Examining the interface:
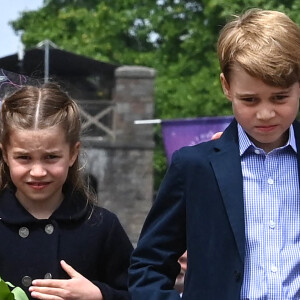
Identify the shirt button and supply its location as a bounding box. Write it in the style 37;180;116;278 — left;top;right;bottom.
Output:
19;227;29;238
45;224;54;235
271;265;277;273
269;220;276;229
22;275;32;287
254;149;260;154
44;273;52;279
267;178;274;185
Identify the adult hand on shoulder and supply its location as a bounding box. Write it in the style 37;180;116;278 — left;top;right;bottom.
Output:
29;260;103;300
211;132;223;140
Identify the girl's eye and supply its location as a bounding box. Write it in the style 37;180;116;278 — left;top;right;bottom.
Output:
46;155;58;160
17;156;30;160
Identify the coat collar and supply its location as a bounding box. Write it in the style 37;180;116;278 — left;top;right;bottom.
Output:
0;188;92;225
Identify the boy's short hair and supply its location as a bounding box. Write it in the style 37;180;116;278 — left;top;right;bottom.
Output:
218;8;300;87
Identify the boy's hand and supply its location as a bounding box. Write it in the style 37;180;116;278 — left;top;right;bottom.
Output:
29;260;103;300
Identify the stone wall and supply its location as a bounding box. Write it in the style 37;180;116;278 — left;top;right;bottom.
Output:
83;66;155;245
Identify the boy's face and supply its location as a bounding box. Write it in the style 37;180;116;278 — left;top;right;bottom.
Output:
221;66;300;152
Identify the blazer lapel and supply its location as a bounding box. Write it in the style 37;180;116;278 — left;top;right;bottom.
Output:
209;120;245;262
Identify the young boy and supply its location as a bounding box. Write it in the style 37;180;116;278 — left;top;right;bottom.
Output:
128;8;300;299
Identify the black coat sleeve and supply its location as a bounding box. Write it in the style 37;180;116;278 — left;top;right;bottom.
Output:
94;212;133;300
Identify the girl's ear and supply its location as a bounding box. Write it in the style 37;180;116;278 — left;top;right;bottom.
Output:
69;142;80;167
220;73;232;101
0;143;7;164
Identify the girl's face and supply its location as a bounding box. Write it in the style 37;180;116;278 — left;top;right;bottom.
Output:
2;126;79;217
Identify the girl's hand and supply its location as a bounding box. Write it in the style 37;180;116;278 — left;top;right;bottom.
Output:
29;260;103;300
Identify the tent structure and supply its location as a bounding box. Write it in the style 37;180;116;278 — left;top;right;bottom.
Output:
0;41;117;77
0;41;118;100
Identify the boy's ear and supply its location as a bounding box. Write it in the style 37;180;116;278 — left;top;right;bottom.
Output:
220;73;232;101
69;142;80;167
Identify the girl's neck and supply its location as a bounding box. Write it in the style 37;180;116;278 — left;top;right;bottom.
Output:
16;192;64;220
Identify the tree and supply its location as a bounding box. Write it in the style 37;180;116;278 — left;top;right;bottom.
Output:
11;0;155;64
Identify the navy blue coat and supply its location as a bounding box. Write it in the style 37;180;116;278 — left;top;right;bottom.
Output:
0;188;133;300
129;119;300;300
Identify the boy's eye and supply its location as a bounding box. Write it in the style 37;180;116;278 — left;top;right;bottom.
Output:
273;94;288;101
241;97;256;103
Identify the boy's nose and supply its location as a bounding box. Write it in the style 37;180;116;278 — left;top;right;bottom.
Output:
256;107;276;120
30;164;47;177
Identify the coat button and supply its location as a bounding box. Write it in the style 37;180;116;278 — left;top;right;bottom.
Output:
45;224;54;235
44;273;52;279
22;275;32;287
19;227;29;238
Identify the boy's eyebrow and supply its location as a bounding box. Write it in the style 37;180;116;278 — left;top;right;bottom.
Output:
236;88;291;97
235;92;256;97
273;88;291;94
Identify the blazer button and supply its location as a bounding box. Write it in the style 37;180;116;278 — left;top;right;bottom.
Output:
22;275;32;287
44;273;52;279
45;224;54;235
19;227;29;238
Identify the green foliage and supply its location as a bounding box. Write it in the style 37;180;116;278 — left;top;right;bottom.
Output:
0;278;28;300
11;0;155;64
10;0;300;188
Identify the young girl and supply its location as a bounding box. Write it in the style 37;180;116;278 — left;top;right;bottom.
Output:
0;83;133;299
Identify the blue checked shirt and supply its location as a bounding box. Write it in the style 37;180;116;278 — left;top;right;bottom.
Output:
238;124;300;299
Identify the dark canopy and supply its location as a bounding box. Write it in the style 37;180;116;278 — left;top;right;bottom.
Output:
0;47;118;78
0;46;119;100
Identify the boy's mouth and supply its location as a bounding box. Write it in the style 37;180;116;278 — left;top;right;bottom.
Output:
255;125;277;132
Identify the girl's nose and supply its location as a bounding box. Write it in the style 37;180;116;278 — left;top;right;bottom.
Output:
30;164;47;177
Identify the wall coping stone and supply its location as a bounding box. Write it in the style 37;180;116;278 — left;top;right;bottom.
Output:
115;66;156;79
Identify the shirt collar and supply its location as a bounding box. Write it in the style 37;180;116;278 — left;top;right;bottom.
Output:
238;123;297;156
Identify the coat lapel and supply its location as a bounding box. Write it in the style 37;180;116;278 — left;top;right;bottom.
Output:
209;120;245;262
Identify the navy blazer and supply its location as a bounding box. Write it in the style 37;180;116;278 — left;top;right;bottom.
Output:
129;119;300;300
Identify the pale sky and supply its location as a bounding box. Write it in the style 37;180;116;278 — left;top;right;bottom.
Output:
0;0;44;58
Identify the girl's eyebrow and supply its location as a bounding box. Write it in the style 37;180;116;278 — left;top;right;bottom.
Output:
45;149;63;154
12;149;28;155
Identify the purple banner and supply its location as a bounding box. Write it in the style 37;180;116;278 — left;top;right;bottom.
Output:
0;68;38;102
162;116;233;163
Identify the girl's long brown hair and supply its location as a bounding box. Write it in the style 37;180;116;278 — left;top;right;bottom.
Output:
0;83;96;203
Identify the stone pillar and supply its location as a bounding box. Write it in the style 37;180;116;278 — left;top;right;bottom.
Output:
85;66;156;245
113;65;156;148
111;66;155;245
